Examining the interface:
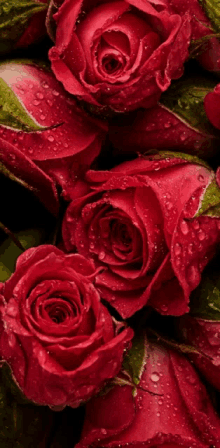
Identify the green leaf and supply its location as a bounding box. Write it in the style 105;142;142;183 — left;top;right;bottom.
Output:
195;177;220;217
190;255;220;320
199;0;220;33
0;0;47;53
0;229;45;282
122;331;147;385
160;76;219;135
0;364;54;447
0;77;51;132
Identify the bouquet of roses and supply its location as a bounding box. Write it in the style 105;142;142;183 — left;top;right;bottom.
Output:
2;0;220;446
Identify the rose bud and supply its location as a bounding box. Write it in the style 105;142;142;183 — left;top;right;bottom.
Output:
77;334;220;448
110;75;220;158
48;0;191;113
63;152;220;319
0;245;133;408
165;0;220;73
0;0;48;54
0;61;106;215
179;254;220;392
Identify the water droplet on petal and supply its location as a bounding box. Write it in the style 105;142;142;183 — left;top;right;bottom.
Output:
174;243;182;256
180;133;187;141
48;135;55;142
180;220;189;235
36;92;44;100
150;372;160;383
186;264;200;286
99;251;106;260
198;229;205;241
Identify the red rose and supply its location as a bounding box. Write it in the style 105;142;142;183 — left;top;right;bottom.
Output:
63;154;220;318
49;0;191;112
77;342;220;448
0;245;133;408
180;315;220;392
0;61;106;215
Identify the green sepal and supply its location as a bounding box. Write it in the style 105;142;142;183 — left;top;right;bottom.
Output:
0;229;45;282
190;255;220;320
0;77;52;132
160;76;219;135
151;150;211;170
195;177;220;217
0;0;47;54
199;0;220;33
122;331;147;386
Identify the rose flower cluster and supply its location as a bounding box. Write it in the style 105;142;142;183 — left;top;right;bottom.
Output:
1;0;220;447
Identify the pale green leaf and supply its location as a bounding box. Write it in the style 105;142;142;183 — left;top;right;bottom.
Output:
195;178;220;217
0;78;50;132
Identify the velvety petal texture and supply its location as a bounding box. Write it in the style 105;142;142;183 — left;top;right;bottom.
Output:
0;61;106;213
49;0;191;112
77;342;220;448
63;154;220;318
0;245;133;408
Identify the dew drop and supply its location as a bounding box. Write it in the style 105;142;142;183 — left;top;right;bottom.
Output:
192;220;200;230
174;242;182;256
99;251;106;260
33;100;40;106
40;114;46;120
198;229;205;241
180;220;189;235
164;122;171;129
180;133;187;141
187;243;194;255
150;372;160;383
48;135;55;142
186;264;200;286
36;92;44;99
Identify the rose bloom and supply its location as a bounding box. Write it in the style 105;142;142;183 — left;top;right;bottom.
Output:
63;154;220;318
49;0;191;112
0;245;133;408
77;342;220;448
0;61;106;215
